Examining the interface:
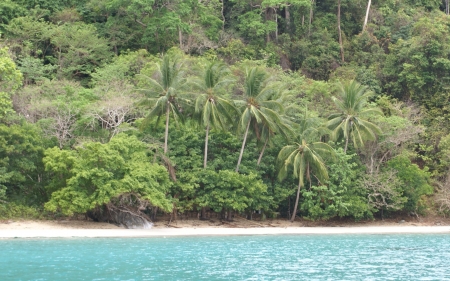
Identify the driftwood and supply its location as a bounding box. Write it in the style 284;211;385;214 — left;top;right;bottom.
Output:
165;224;182;228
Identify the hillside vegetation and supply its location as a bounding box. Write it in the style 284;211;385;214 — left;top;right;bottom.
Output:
1;0;450;224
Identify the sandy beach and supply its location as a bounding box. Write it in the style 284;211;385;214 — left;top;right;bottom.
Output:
1;226;450;239
1;218;450;238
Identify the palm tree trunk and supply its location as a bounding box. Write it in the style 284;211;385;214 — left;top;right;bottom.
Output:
344;136;349;153
257;136;269;166
363;0;371;31
344;120;352;153
290;179;302;222
204;123;210;169
164;103;170;154
236;120;251;172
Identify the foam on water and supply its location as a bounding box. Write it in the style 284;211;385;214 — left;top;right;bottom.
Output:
1;234;449;280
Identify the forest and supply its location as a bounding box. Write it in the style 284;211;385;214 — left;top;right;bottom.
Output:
1;0;450;226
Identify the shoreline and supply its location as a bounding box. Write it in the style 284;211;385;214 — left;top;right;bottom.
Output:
1;226;450;239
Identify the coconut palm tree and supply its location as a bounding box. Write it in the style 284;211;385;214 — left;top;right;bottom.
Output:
277;119;335;222
139;53;188;154
193;61;238;169
277;139;334;222
327;80;382;153
256;116;294;166
256;89;301;166
235;67;284;172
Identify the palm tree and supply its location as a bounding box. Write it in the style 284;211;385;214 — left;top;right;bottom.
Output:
235;67;284;172
256;89;301;166
277;123;335;222
327;80;382;153
193;61;238;168
256;116;294;166
139;53;187;154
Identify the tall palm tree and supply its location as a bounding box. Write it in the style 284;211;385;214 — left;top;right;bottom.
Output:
139;53;187;154
256;89;301;166
256;116;293;166
235;67;284;172
193;61;238;169
277;118;335;222
277;139;334;222
327;80;382;153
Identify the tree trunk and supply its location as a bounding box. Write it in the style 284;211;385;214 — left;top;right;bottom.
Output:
236;120;251;172
287;196;291;219
257;136;269;166
446;0;449;16
290;179;302;222
172;203;177;221
178;27;183;50
172;193;179;221
200;206;207;220
151;206;159;221
274;7;278;42
309;0;314;36
204;123;210;169
363;0;371;31
227;209;233;221
285;6;291;33
164;103;170;154
265;8;272;43
155;31;160;52
344;120;352;153
338;0;345;62
221;0;225;30
344;136;349;153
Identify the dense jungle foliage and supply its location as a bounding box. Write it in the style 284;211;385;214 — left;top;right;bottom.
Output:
1;0;450;223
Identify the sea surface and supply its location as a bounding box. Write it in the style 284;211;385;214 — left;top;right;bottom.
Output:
1;234;449;280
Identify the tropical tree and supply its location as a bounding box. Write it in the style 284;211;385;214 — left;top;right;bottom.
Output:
235;67;284;172
277;113;335;222
0;47;22;120
193;61;238;169
256;89;299;166
44;134;173;227
256;116;293;166
327;80;382;153
277;138;334;222
139;52;188;154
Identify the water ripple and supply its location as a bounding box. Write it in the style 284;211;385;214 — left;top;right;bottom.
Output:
1;234;449;280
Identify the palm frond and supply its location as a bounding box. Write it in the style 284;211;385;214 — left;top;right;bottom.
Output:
245;67;267;98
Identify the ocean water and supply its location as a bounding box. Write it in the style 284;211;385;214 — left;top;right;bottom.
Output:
1;234;449;281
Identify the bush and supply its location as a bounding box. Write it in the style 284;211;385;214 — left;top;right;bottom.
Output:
0;203;48;220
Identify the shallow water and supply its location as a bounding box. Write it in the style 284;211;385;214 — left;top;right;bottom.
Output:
1;234;449;280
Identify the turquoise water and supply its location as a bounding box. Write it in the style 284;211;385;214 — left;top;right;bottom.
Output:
1;234;449;280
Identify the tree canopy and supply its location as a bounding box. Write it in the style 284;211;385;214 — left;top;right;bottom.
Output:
1;0;449;222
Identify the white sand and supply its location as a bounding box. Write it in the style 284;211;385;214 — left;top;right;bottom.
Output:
1;226;450;239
